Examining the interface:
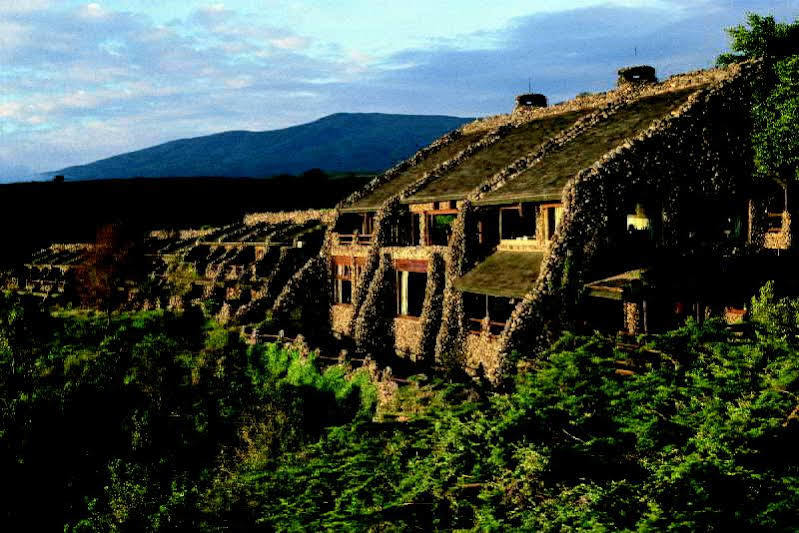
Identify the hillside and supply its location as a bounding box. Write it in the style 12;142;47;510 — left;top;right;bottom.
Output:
50;113;473;180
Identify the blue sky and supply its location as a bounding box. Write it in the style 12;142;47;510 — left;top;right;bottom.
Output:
0;0;797;179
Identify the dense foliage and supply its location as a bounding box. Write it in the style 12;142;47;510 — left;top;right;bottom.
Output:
717;13;799;67
718;13;799;184
0;296;376;531
223;310;799;530
3;286;799;530
753;55;799;183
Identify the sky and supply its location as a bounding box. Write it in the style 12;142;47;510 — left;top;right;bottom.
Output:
0;0;797;179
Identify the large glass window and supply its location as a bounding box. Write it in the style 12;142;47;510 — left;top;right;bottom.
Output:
427;214;456;246
334;264;352;304
500;206;535;240
396;270;426;317
488;296;516;335
463;292;516;335
464;292;487;332
766;183;787;232
626;203;653;241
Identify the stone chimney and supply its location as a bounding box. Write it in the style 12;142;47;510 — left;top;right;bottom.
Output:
617;65;657;87
514;93;547;111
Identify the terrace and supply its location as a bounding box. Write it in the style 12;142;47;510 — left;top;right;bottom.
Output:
333;212;375;246
456;251;544;299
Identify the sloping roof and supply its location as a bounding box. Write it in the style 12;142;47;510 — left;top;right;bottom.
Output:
403;110;589;204
342;130;485;212
455;251;544;298
585;269;647;300
476;88;700;205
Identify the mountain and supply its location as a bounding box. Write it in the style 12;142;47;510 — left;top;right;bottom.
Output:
50;113;473;180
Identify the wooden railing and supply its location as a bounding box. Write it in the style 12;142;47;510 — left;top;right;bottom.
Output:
767;212;785;232
468;318;507;336
488;321;507;336
335;233;373;246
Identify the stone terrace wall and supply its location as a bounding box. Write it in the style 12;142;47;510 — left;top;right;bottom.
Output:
244;209;334;227
149;228;217;240
49;243;95;252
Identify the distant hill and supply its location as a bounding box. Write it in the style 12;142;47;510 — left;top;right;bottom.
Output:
50;113;473;180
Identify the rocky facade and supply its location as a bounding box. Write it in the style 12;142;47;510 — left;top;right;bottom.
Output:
312;60;778;383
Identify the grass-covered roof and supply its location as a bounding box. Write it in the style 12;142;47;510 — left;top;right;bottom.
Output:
477;88;701;205
455;251;544;298
584;269;647;300
343;130;485;212
404;110;589;204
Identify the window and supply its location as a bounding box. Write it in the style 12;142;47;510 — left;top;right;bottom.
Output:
396;270;426;317
766;183;787;232
427;213;456;245
488;296;515;334
334;264;352;304
463;293;515;335
500;205;535;240
464;292;487;332
626;203;652;241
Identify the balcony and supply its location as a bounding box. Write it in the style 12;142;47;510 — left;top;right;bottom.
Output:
335;233;373;246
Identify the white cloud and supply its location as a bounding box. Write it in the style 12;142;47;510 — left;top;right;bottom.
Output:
0;20;28;48
271;35;310;50
225;75;254;89
0;0;50;13
0;0;796;174
82;3;105;18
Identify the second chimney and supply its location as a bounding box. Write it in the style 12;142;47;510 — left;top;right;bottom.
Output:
617;65;657;87
514;93;548;111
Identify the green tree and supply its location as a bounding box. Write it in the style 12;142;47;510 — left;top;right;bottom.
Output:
717;14;799;186
716;13;799;66
753;55;799;183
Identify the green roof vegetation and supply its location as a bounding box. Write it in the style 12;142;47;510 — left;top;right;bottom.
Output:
405;110;589;204
455;251;544;298
477;88;701;205
585;268;647;300
344;130;485;211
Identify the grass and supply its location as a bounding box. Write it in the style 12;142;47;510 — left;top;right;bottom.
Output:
478;88;701;205
405;110;589;203
344;130;486;211
455;251;545;298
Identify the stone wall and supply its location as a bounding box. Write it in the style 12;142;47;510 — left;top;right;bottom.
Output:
270;254;332;339
313;61;761;380
149;228;217;240
353;253;396;356
49;243;94;252
331;304;354;335
464;332;502;379
764;212;792;250
495;60;762;370
416;252;445;363
434;201;477;369
623;302;643;335
243;209;334;226
394;317;423;359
